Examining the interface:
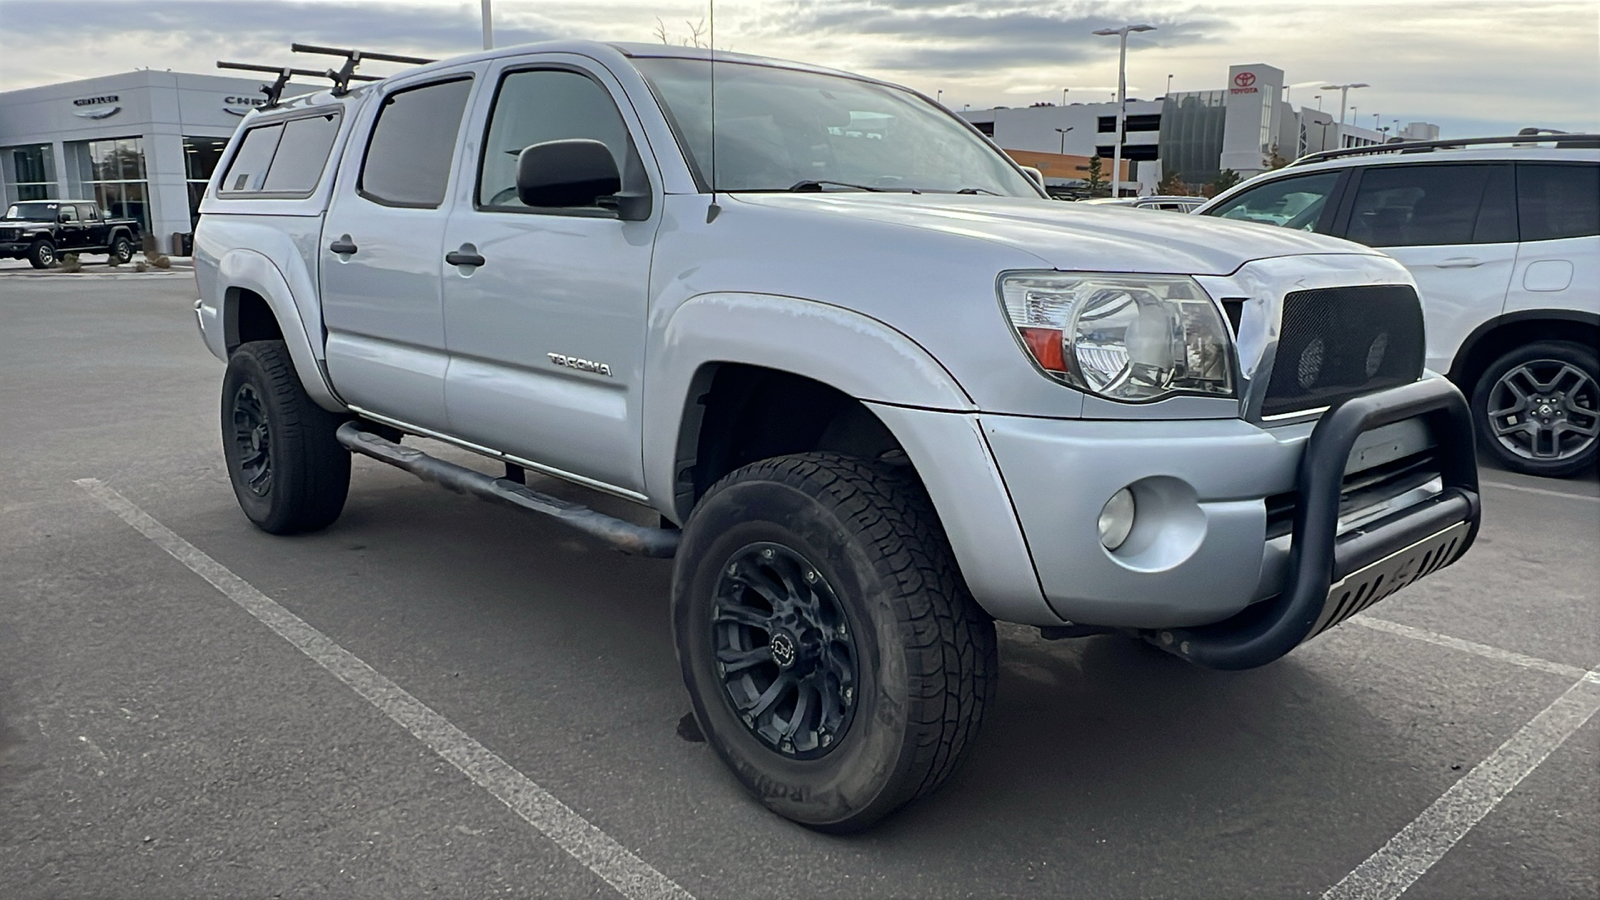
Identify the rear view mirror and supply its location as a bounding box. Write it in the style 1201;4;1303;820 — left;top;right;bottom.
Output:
515;139;649;221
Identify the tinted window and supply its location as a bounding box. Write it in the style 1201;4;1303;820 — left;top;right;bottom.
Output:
1518;163;1600;242
479;69;634;209
361;78;473;208
58;205;77;222
220;124;283;194
1206;171;1340;231
261;114;340;193
76;204;99;221
1344;164;1501;247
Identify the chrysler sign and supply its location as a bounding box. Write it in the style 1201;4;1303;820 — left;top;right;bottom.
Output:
223;95;267;117
71;94;122;119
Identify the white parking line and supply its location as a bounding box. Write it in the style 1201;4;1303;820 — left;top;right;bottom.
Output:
1349;615;1590;680
1480;480;1600;503
75;478;694;900
1323;668;1600;900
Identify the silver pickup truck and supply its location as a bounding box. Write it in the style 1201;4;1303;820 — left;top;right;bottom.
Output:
193;41;1481;831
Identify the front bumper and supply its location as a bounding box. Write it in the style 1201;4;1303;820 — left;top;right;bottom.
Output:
0;241;28;257
984;376;1479;668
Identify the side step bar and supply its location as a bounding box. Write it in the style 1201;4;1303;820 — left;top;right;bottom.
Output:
335;423;680;558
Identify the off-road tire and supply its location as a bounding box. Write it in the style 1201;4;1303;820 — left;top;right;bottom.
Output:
221;340;351;533
672;452;997;832
27;239;54;269
1470;340;1598;478
109;235;134;265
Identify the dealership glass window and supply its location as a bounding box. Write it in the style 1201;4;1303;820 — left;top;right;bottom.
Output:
6;144;57;201
72;137;149;231
184;135;229;224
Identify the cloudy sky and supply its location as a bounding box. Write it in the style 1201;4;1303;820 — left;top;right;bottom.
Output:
0;0;1595;137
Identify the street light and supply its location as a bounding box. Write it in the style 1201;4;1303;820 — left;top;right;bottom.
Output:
1093;23;1156;197
1319;81;1369;129
1054;126;1074;155
1166;73;1173;96
481;0;493;50
1314;94;1323;111
936;89;943;105
1062;87;1070;106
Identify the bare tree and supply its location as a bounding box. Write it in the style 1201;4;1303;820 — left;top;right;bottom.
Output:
652;17;671;45
684;17;707;48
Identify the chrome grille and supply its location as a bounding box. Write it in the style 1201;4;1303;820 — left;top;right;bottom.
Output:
1262;285;1424;418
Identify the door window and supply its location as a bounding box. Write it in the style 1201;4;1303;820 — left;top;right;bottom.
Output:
477;69;637;210
359;77;474;208
1205;171;1340;231
58;205;78;222
1517;163;1600;242
1343;164;1512;247
76;204;99;221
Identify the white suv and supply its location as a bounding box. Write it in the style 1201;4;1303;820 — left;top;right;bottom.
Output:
1197;136;1599;477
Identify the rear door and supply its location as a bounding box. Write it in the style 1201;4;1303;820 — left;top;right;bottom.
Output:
320;68;480;432
1504;161;1600;320
1331;163;1518;374
438;55;660;494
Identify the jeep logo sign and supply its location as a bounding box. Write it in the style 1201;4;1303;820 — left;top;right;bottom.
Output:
71;94;122;119
223;95;267;117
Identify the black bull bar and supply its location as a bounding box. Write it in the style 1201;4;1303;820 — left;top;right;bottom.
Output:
1156;377;1482;670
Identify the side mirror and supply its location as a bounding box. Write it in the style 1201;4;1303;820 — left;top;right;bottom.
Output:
58;212;72;223
515;139;650;221
1021;165;1045;187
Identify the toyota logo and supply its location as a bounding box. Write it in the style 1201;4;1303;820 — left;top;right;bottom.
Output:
1234;72;1257;88
769;634;797;669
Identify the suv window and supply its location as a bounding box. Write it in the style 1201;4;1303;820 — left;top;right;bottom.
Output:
220;124;284;194
76;204;99;221
1518;163;1600;242
360;78;473;208
478;69;635;210
58;205;78;222
261;114;341;194
1343;164;1514;247
1207;171;1340;230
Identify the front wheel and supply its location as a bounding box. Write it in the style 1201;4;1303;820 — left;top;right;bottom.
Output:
221;340;351;533
109;235;134;264
27;239;55;269
1471;340;1599;478
672;453;997;832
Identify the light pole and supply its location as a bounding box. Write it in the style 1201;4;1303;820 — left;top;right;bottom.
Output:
1093;23;1156;198
1166;73;1173;96
1054;126;1074;155
1319;81;1368;146
1062;87;1069;106
1314;94;1322;111
481;0;493;50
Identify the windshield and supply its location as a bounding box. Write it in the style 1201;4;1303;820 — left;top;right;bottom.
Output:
4;202;56;220
634;58;1040;197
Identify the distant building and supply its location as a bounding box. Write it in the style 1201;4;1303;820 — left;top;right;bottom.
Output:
960;62;1423;195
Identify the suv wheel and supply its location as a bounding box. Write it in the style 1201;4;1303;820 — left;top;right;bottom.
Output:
109;235;134;264
1471;340;1599;478
27;239;55;269
221;340;351;533
672;453;997;832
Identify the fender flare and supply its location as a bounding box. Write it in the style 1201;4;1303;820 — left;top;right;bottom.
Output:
216;248;345;412
642;291;975;520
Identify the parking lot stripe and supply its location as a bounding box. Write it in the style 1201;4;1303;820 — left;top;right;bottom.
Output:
1350;615;1590;680
1479;480;1600;503
1322;668;1600;900
75;478;695;900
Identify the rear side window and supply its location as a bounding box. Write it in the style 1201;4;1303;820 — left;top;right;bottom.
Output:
261;114;340;193
360;78;473;208
1343;164;1510;247
1518;163;1600;241
220;124;283;194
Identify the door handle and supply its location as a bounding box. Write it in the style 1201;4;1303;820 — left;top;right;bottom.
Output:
1435;257;1483;268
328;236;358;255
445;246;486;268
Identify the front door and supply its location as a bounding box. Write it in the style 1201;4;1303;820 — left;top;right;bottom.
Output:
440;57;659;494
320;71;479;432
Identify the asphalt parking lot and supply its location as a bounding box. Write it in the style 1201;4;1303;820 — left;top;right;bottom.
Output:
2;271;1596;900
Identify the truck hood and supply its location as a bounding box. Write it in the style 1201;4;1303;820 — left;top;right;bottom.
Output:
728;192;1373;277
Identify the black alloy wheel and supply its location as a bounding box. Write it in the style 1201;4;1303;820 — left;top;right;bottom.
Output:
230;382;274;497
110;236;134;264
1472;340;1599;478
712;541;858;759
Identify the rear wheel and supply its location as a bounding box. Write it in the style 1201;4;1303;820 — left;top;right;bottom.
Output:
1471;341;1599;478
221;340;351;533
109;235;134;264
672;453;997;832
27;239;54;269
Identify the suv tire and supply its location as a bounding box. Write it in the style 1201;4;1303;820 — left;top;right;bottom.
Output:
221;340;351;533
672;452;997;832
27;239;55;269
109;235;134;265
1471;340;1599;478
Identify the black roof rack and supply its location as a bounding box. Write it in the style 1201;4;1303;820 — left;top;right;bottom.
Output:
1289;132;1600;167
216;43;436;107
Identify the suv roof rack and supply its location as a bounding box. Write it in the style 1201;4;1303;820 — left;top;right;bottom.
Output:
216;43;437;107
1289;132;1600;168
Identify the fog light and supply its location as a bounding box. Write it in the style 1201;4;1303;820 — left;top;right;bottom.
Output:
1098;487;1136;551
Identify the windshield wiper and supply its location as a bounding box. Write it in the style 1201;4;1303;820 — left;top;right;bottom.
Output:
955;187;1000;195
787;179;886;193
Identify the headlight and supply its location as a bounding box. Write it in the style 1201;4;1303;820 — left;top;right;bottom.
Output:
998;271;1234;402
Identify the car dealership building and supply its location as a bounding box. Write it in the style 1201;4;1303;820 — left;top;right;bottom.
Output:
0;70;310;252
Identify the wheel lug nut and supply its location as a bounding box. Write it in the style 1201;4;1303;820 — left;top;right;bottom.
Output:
843;687;854;704
761;548;774;560
804;571;817;584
